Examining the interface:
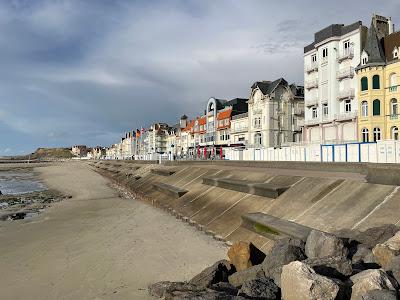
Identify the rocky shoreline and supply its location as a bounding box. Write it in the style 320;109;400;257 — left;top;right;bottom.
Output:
0;189;70;221
149;225;400;299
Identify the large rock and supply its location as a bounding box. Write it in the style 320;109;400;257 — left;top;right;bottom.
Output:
349;269;396;300
164;289;240;299
238;278;280;299
352;244;376;265
303;256;353;279
189;260;233;288
353;225;399;249
148;281;203;298
372;231;400;269
385;255;400;284
227;241;252;271
209;282;238;296
261;237;306;287
228;264;265;287
281;261;340;300
305;230;348;259
360;289;398;300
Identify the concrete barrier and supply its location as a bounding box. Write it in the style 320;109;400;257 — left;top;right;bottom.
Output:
151;168;176;176
202;177;289;199
241;212;313;241
152;182;188;199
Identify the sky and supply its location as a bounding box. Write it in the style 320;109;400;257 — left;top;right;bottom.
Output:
1;0;399;155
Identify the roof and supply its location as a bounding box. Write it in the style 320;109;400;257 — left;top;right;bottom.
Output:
304;21;364;53
217;108;232;120
384;31;400;62
198;116;206;125
252;78;287;95
182;119;195;132
357;21;386;70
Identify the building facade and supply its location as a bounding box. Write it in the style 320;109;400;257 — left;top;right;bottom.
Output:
356;17;398;142
303;20;368;144
248;78;304;149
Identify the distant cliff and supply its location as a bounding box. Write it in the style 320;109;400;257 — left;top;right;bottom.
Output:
30;148;74;160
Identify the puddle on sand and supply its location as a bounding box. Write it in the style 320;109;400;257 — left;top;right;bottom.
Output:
0;171;46;195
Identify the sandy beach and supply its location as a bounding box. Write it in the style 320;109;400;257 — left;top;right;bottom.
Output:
0;162;226;300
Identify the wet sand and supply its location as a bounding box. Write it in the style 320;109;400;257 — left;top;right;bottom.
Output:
0;162;226;299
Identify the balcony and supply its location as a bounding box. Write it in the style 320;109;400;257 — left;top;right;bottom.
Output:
336;67;354;81
296;119;305;127
305;79;319;90
337;88;355;101
389;86;398;92
304;119;320;126
305;96;319;107
389;114;399;120
231;126;248;133
334;111;357;121
305;62;318;74
253;123;262;130
337;48;354;63
293;107;304;115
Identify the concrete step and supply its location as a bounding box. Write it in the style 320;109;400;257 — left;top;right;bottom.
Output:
202;177;289;198
241;212;313;241
151;168;176;176
152;182;188;199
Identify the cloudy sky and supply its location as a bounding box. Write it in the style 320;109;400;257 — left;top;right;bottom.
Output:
0;0;399;155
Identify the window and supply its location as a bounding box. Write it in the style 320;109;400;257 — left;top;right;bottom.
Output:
362;56;368;65
373;127;381;142
361;77;368;91
254;133;262;146
311;54;317;62
361;128;369;142
391;99;398;115
361;101;368;117
322;48;328;61
224;118;229;125
394;48;398;59
373;99;381;116
312;107;318;118
372;75;380;89
345;100;351;112
322;104;328;116
344;40;350;54
392;127;399;140
390;73;397;87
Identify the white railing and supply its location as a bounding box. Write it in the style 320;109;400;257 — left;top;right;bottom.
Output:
231;126;249;133
337;88;355;100
336;67;355;80
304;119;320;126
305;79;319;90
337;47;354;62
334;111;358;121
305;62;318;73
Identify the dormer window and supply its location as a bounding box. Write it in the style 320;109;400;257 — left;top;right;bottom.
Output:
393;47;399;59
361;51;368;66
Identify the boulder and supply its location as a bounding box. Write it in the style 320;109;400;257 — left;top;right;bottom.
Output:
353;225;399;249
305;230;348;259
238;278;280;299
281;261;340;300
227;241;252;271
349;269;396;300
261;238;306;287
189;260;233;288
352;244;377;265
164;289;239;299
360;289;398;300
209;282;238;296
385;255;400;284
303;256;352;279
148;281;203;298
228;264;265;287
372;231;400;269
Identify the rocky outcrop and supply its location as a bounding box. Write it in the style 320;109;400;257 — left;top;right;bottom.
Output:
303;256;352;279
281;261;340;300
349;269;396;300
361;289;398;300
189;260;233;288
372;231;400;269
228;264;264;287
238;278;280;299
305;229;348;259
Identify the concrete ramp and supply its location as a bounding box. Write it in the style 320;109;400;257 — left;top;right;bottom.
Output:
152;182;188;199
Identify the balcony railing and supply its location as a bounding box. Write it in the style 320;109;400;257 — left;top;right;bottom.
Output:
293;107;304;115
389;86;398;92
253;123;262;129
305;96;319;107
337;88;355;100
337;47;354;63
305;79;319;90
231;126;249;133
334;111;357;121
305;62;318;74
390;114;398;120
336;67;355;81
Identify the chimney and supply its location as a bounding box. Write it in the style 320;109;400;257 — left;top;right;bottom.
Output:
388;17;394;34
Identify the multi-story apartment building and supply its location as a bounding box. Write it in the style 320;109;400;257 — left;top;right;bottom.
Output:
303;20;369;143
71;145;87;157
356;18;398;142
248;78;304;148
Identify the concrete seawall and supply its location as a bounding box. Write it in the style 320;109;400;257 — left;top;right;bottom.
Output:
92;160;400;253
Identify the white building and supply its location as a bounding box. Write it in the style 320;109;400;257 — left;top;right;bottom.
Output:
303;21;369;143
248;78;304;149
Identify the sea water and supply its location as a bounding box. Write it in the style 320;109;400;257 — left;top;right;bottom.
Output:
0;171;46;195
